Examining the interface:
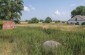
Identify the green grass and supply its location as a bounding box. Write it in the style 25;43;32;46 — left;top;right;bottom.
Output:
0;27;85;55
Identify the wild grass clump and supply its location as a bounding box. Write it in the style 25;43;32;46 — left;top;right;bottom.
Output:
0;27;85;55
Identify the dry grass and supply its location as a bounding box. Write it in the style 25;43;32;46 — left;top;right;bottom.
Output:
0;42;14;55
16;23;82;31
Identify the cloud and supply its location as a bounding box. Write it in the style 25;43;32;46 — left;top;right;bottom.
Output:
24;5;35;12
55;10;61;15
24;6;30;12
54;10;66;16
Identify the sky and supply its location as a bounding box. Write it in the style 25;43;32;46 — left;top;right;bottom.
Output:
21;0;85;21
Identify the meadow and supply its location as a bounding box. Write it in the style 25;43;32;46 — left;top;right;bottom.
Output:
0;23;85;55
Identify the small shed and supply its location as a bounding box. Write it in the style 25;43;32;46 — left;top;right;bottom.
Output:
0;20;16;30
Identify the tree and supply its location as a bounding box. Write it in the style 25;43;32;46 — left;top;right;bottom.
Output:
29;17;39;23
71;6;85;18
0;0;24;20
45;17;52;23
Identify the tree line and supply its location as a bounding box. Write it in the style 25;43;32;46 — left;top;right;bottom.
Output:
25;17;60;23
26;17;60;23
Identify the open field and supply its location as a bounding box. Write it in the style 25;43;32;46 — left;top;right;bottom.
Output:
16;23;84;31
0;23;85;55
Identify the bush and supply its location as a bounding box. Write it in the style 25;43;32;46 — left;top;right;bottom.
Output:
28;17;39;23
0;21;3;29
82;22;85;25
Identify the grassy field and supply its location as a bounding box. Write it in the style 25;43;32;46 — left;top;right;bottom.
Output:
0;23;85;55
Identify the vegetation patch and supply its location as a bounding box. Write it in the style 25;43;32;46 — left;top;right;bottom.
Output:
0;21;3;29
0;27;85;55
82;22;85;25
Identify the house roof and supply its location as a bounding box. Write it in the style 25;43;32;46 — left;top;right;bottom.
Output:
68;15;85;21
73;15;85;20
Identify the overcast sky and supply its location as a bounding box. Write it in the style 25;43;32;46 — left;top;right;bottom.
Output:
21;0;85;21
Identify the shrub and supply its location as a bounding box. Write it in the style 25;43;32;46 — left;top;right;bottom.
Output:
0;21;3;29
82;22;85;25
28;17;39;23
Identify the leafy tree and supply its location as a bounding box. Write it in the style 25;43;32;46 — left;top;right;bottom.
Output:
0;0;24;20
45;17;52;23
29;17;39;23
71;6;85;18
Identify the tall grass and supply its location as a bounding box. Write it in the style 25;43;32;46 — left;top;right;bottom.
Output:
0;27;85;55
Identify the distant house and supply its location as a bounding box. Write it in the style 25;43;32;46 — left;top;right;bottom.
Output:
68;15;85;25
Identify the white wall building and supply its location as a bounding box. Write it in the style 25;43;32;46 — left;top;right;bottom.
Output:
68;15;85;25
